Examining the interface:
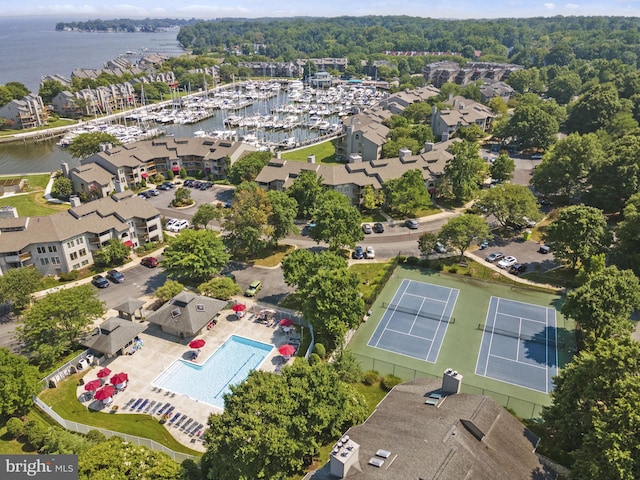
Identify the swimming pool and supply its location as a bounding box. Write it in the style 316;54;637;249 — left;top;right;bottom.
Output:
152;335;274;409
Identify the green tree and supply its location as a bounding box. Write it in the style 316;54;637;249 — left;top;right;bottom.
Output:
227;151;271;185
68;132;121;159
0;267;42;310
154;279;184;303
179;167;188;179
166;169;175;181
18;285;104;368
287;170;324;218
5;417;25;439
614;193;640;274
532;132;603;205
92;239;129;268
51;175;73;200
171;187;192;207
562;266;640;347
163;229;230;283
542;336;640;480
489;153;515;183
456;123;485;141
38;79;65;104
439;214;489;262
0;348;41;416
547;72;582;104
281;249;347;289
197;277;240;300
403;102;432;123
418;232;439;258
191;203;222;229
504;104;559;150
361;184;384;211
567;82;623;134
384;169;432;216
475;183;541;228
78;436;181;479
309;190;363;251
438;140;487;202
332;349;363;383
223;182;273;254
5;82;29;100
545;205;612;270
266;190;298;244
201;362;366;480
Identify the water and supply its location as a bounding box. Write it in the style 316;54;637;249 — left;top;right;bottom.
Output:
152;335;274;409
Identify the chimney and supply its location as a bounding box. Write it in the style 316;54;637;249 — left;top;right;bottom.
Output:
399;147;411;161
348;153;362;163
99;143;112;153
60;162;70;177
69;196;82;208
307;154;315;164
329;435;360;479
442;368;463;394
423;142;434;152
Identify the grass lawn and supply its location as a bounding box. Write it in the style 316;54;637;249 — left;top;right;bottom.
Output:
0;193;69;216
0;119;76;137
0;173;51;191
0;409;57;454
245;243;296;267
384;203;441;220
521;267;578;289
280;140;340;165
350;261;396;302
360;211;387;223
39;373;201;456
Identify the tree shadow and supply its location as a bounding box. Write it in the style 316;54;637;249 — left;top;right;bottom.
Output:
523;325;573;367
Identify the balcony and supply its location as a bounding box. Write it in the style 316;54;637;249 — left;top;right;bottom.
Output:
19;252;32;262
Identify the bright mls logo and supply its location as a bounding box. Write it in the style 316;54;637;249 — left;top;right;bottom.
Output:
1;455;77;480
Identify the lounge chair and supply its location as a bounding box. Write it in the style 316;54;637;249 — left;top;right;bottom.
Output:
189;423;201;436
181;418;193;431
165;406;175;416
137;399;149;411
130;398;142;410
151;402;162;415
157;402;170;415
175;414;187;427
145;400;156;413
168;412;181;425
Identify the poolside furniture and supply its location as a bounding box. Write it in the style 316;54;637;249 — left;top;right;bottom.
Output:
175;414;187;427
181;418;193;431
165;406;175;416
189;423;201;436
137;399;149;411
130;398;142;410
151;402;162;415
145;400;156;413
157;402;170;415
168;412;181;425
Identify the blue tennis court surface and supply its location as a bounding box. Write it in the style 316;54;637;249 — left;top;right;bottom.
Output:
368;279;459;362
475;297;558;393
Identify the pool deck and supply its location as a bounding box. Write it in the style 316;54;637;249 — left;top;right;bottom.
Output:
76;301;295;451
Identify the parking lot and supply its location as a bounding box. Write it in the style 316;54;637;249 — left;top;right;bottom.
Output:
143;182;235;223
468;237;557;275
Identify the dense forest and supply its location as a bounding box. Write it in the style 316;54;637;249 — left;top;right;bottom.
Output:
55;18;199;32
176;15;640;64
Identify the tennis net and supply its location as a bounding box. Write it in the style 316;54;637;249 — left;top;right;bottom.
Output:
477;323;565;348
381;302;455;324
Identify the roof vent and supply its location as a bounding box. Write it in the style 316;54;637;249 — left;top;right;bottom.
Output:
368;457;384;468
171;308;181;318
376;449;391;458
196;304;205;312
461;419;485;442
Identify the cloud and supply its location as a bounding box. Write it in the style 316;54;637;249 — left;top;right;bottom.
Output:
544;2;556;8
565;3;579;8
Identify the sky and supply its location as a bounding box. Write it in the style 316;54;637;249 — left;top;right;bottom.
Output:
0;0;639;20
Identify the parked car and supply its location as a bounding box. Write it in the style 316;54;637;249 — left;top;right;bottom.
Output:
168;219;189;232
365;246;375;259
245;280;262;297
162;182;175;189
434;241;447;254
509;263;528;275
92;275;109;288
148;188;159;196
158;184;171;191
373;222;385;233
141;257;158;268
485;251;504;263
165;218;177;228
538;245;550;254
405;219;419;229
497;256;518;269
362;223;373;234
352;246;364;259
106;269;125;284
138;191;150;199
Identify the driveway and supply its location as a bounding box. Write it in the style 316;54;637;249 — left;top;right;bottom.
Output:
224;261;293;306
468;237;557;274
144;183;233;223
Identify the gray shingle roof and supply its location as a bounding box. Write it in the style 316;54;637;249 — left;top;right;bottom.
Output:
82;317;147;356
146;292;227;336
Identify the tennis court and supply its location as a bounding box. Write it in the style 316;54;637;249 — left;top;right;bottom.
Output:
475;297;558;393
367;279;459;362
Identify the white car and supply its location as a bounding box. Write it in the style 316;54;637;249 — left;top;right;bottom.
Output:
497;256;517;269
365;246;375;259
169;219;189;232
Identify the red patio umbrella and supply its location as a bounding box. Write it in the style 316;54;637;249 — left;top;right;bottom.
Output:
94;385;115;401
84;379;102;392
189;338;206;349
110;372;128;385
232;304;247;313
279;318;293;327
96;367;111;378
278;344;296;357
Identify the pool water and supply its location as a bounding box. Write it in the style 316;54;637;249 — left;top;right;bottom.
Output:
152;335;274;409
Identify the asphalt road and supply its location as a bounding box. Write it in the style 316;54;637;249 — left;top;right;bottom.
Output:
94;262;167;309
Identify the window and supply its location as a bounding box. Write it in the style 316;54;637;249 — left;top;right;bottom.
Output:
76;238;84;245
79;248;87;257
40;258;49;266
37;246;46;254
66;241;74;249
81;260;89;266
51;257;61;265
171;308;182;318
70;252;78;261
48;245;57;253
72;263;80;270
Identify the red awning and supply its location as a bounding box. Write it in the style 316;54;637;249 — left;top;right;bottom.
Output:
171;166;180;172
141;173;148;179
123;240;134;248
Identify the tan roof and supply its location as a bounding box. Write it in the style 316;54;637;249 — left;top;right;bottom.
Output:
82;317;148;356
71;164;114;186
438;95;495;127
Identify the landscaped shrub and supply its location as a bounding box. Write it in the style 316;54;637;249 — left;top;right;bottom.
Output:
5;417;24;439
85;430;106;443
24;420;47;450
308;353;321;365
398;255;406;263
313;343;326;359
58;270;79;282
406;256;420;265
419;258;431;268
363;370;381;386
381;374;402;391
332;349;363;383
449;265;459;274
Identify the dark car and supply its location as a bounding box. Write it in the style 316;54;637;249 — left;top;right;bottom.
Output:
157;184;171;191
405;219;419;229
106;269;125;283
92;275;109;288
509;263;528;275
373;222;385;233
352;246;365;259
362;223;373;234
141;256;158;268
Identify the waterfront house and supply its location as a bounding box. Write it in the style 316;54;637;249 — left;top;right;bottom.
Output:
335;109;391;163
0;191;163;276
0;93;49;129
378;85;440;115
431;95;495;141
423;61;523;88
238;61;302;78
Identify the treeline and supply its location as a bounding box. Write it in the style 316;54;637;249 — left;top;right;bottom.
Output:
177;15;640;66
55;18;199;33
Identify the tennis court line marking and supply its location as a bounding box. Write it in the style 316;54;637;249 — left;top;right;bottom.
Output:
404;292;449;304
384;327;433;341
475;369;551;393
424;287;455;361
487;352;548;370
494;311;547;324
482;297;499;375
372;279;412;348
493;297;551;321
